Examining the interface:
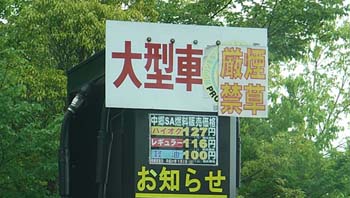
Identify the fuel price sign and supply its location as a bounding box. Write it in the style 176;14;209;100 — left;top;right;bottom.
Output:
149;113;218;166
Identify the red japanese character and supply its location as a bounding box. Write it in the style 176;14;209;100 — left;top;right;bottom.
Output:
176;44;203;91
144;43;174;89
112;41;142;88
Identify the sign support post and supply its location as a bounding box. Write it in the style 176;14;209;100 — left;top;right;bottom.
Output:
230;117;237;198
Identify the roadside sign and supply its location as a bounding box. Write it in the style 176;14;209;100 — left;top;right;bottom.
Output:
135;112;232;198
106;20;267;115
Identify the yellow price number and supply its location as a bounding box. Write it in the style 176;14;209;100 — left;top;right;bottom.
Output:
183;139;207;149
183;127;208;137
183;150;208;160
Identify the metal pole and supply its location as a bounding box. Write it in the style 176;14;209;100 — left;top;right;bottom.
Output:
229;117;237;198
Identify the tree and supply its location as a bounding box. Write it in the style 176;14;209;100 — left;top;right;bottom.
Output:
4;0;158;71
156;0;350;197
0;37;65;197
0;0;158;197
239;20;350;197
157;0;348;61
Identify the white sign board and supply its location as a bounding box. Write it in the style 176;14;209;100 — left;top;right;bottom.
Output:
106;20;267;113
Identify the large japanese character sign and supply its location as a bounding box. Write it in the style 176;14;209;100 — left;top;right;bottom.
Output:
106;21;268;115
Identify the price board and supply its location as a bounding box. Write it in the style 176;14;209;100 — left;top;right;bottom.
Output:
134;110;233;198
149;114;218;166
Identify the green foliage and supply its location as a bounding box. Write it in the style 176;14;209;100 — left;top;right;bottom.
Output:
0;0;158;197
156;0;230;25
0;29;64;196
239;21;350;197
5;0;158;71
240;129;334;197
224;0;348;61
157;0;348;61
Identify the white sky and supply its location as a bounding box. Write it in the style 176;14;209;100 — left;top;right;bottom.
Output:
0;18;7;23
